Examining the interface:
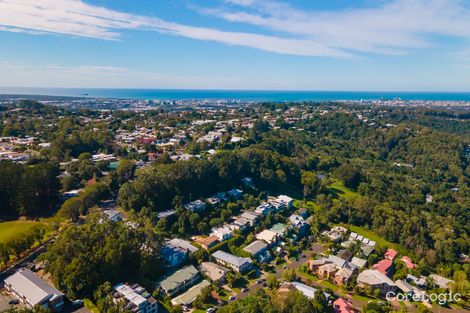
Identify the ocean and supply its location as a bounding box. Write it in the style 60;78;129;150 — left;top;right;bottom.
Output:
1;87;470;101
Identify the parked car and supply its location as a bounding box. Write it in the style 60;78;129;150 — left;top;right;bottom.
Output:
241;287;248;292
72;299;83;307
8;300;19;305
206;308;216;313
229;296;235;301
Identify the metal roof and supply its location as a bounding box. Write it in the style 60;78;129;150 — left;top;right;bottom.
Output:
4;268;63;306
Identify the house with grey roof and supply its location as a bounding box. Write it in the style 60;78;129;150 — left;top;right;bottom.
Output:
171;280;211;307
212;250;253;273
4;268;64;312
357;269;397;295
240;211;260;226
168;238;199;254
243;240;271;262
158;265;200;296
351;257;367;269
429;274;455;289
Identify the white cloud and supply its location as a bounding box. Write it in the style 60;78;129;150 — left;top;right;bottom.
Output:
203;0;470;55
0;0;469;58
0;62;295;89
0;0;348;57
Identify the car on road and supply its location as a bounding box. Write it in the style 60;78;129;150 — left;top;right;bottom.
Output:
8;300;19;305
256;279;263;284
241;288;248;292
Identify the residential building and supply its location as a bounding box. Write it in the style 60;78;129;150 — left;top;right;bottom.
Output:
214;192;229;202
327;255;347;269
241;177;254;187
289;214;310;238
350;257;367;269
171;280;211;307
277;195;294;209
255;203;274;216
334;268;354;286
429;274;455;289
158;265;200;297
256;229;278;245
317;263;337;279
210;226;233;241
307;258;329;272
406;274;427;288
400;256;416;269
4;268;64;312
243;240;271;262
372;259;393;275
384;248;398;261
102;209;123;222
227;188;243;200
200;262;229;285
280;282;330;300
212;250;253;273
333;298;354;313
168;238;199;254
194;235;219;250
162;242;190;267
113;283;158;313
357;269;397;295
184;200;206;212
322;226;347;242
395;280;413;295
239;211;259;226
360;244;375;257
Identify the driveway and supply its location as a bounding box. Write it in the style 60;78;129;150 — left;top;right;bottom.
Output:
0;290;19;312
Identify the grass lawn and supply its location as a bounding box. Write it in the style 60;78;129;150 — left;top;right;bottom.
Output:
217;289;230;301
0;220;49;243
351;293;377;303
296;270;319;282
328;180;359;201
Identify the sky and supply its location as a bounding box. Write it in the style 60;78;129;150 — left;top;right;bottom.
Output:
0;0;470;91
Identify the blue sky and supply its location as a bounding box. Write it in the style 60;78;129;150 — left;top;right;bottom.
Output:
0;0;470;91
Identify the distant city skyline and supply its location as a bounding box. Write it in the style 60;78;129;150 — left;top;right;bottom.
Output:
1;0;470;91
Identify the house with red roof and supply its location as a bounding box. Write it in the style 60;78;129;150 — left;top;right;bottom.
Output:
372;259;393;275
333;298;355;313
400;256;416;269
400;255;417;270
384;248;398;261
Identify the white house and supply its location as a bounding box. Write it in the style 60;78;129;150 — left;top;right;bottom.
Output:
212;251;252;273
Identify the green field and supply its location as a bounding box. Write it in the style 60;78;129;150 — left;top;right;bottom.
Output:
328;180;359;200
0;220;48;243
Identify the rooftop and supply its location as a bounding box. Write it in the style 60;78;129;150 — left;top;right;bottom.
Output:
4;268;63;306
243;240;268;255
159;265;199;292
212;250;252;267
